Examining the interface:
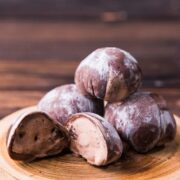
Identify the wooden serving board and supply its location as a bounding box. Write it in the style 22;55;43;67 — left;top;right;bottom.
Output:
0;107;180;180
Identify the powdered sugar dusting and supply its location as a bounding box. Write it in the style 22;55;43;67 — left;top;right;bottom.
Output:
55;85;95;114
160;110;176;139
105;92;161;142
77;48;109;82
76;47;134;83
75;47;141;101
115;104;135;139
38;84;100;125
121;49;137;63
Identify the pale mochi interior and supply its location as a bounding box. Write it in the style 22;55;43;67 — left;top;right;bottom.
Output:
70;117;108;166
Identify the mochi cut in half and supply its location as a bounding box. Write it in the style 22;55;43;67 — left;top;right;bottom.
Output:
66;112;123;166
7;111;69;161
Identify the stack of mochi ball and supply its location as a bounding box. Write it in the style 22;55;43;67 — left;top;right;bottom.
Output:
7;47;176;167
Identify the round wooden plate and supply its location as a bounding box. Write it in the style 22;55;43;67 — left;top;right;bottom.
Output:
0;106;180;180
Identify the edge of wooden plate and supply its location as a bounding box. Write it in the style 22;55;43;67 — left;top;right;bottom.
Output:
0;106;180;180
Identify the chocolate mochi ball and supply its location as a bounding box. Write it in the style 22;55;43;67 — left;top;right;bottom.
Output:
7;111;69;161
38;84;104;126
75;47;142;102
66;112;123;166
105;92;176;153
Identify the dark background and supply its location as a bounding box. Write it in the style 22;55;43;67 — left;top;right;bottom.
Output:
0;0;180;20
0;0;179;118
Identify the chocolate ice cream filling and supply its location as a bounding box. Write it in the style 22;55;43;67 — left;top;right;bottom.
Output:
10;113;66;160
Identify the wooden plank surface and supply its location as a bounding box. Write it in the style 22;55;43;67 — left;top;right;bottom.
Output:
0;19;179;179
0;20;179;119
0;20;179;83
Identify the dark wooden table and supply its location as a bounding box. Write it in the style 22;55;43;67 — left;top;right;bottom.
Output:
0;20;179;119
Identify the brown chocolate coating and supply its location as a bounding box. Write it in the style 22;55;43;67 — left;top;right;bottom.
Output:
75;47;142;102
148;92;176;145
105;92;176;153
66;112;123;166
7;111;69;161
38;84;104;126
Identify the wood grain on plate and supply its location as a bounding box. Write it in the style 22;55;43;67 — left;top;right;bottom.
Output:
0;107;180;180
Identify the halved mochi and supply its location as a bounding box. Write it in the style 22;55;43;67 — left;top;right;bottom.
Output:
7;111;69;161
66;112;123;166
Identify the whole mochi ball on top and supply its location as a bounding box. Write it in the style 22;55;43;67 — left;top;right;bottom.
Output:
75;47;142;102
38;84;104;126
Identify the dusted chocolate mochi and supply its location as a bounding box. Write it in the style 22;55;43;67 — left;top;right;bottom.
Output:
105;92;176;153
38;84;104;126
75;47;142;102
66;112;123;166
148;92;176;145
7;111;69;161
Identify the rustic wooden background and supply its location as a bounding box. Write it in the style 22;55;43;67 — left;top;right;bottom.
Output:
0;0;179;119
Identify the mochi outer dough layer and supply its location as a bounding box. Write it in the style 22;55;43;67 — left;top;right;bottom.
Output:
66;113;123;166
7;111;69;161
38;84;104;126
105;92;176;153
75;47;142;102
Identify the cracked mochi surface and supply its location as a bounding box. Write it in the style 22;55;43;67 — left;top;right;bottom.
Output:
75;47;142;102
